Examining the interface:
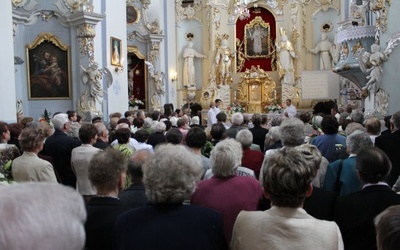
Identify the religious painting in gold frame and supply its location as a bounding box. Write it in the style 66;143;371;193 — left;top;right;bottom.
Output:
244;16;271;59
111;37;122;66
26;32;71;100
126;5;140;25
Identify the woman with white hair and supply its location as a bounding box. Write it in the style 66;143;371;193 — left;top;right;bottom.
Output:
264;126;282;151
226;113;244;139
147;121;166;148
323;130;373;195
115;144;227;249
191;139;263;245
0;183;86;250
235;129;264;179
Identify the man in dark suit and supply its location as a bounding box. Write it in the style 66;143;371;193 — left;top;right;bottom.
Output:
249;113;268;152
114;144;227;250
43;113;81;187
119;149;150;209
86;148;131;250
93;122;110;150
334;146;400;250
375;111;400;186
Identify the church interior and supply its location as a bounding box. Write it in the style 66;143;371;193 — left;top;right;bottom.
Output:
3;0;400;122
3;1;400;249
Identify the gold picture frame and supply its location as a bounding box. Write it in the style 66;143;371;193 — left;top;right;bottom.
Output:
126;5;140;25
244;16;271;59
26;32;71;100
111;37;122;66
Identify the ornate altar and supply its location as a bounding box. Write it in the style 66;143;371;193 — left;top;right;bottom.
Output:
235;65;276;113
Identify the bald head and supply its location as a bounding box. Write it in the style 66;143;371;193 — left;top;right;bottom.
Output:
128;150;152;180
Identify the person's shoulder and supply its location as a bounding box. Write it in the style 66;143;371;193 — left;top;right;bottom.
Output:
236;210;265;223
335;133;346;140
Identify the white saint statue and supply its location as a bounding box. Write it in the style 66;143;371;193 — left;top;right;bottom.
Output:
276;28;296;85
215;35;233;85
309;33;334;70
182;41;206;87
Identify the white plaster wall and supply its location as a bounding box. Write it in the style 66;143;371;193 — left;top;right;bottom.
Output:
381;0;400;115
0;1;17;122
102;0;128;116
165;0;177;107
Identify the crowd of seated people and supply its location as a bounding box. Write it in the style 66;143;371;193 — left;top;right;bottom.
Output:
1;105;400;250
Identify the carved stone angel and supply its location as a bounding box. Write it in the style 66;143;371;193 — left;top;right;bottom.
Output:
80;62;113;109
145;61;165;95
314;0;333;12
359;33;400;94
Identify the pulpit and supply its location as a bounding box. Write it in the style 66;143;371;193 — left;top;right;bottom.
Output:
235;66;277;113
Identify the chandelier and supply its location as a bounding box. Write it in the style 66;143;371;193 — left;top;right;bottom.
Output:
234;0;255;21
233;0;259;21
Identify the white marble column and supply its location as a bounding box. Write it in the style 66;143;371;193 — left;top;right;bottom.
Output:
0;1;17;122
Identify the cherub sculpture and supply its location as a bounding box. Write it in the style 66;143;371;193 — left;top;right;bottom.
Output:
359;33;400;95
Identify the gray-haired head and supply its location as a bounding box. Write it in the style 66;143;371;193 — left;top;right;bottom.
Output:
143;117;153;129
94;122;108;138
66;122;81;138
231;113;244;125
270;114;285;127
19;125;47;152
89;148;128;191
345;122;366;136
346;130;373;154
210;138;243;177
391;111;400;130
374;205;400;250
294;144;322;178
235;129;253;148
350;110;364;124
279;117;305;147
261;147;313;208
51;113;69;131
265;126;281;148
169;116;178;127
191;116;200;125
128;149;153;180
0;183;86;250
154;121;166;133
143;144;203;204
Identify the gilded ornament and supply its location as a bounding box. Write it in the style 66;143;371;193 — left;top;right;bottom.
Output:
12;0;28;8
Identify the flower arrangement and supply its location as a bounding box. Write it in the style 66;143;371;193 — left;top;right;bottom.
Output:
129;95;144;107
228;100;246;113
39;109;52;124
264;102;283;113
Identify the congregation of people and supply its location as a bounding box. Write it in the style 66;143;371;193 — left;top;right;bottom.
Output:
2;101;400;250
